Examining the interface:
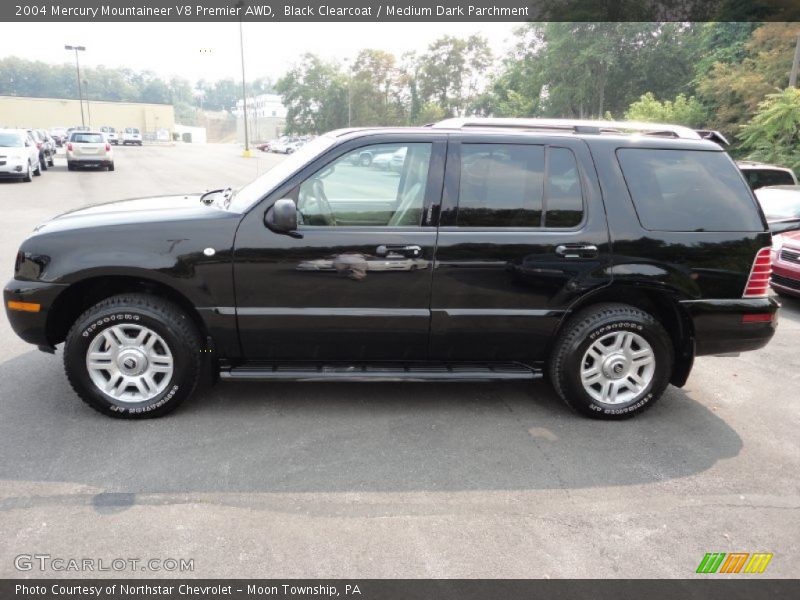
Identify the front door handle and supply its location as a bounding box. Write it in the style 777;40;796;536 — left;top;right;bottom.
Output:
555;244;598;259
376;244;422;258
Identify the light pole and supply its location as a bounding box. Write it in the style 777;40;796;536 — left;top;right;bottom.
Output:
236;1;251;157
344;57;352;127
65;45;86;127
83;79;91;128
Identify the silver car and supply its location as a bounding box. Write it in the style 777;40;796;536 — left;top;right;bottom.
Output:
0;129;41;182
66;131;115;171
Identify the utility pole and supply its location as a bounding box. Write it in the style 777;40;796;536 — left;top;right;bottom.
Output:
790;33;800;88
65;45;86;127
236;1;251;157
83;79;91;128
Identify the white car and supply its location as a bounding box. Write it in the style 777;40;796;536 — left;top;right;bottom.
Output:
121;127;142;146
738;161;799;190
66;131;115;171
0;128;41;182
99;126;119;145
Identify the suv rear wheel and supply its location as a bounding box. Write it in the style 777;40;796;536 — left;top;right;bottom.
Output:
63;294;202;418
549;303;673;419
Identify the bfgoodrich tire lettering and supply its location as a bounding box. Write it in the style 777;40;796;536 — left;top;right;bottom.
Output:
63;294;202;418
549;303;673;419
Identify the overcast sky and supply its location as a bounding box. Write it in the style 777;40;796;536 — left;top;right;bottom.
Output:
0;22;518;84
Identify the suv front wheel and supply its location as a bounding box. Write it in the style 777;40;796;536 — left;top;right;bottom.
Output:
63;294;202;418
549;303;673;419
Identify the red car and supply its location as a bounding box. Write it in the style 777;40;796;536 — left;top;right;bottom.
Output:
771;231;800;298
756;186;800;298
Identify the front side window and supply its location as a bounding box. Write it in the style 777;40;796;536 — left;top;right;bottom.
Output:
297;143;432;227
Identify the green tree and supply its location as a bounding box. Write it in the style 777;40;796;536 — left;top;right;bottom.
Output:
738;87;800;171
417;34;492;117
698;23;799;139
624;92;708;128
275;53;347;134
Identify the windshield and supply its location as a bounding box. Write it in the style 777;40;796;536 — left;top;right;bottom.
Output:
0;133;25;147
228;135;337;212
757;189;800;219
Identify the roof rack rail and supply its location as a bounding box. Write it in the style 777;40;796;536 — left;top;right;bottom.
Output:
430;118;703;141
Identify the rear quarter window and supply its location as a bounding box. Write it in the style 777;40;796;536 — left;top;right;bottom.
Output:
617;148;763;232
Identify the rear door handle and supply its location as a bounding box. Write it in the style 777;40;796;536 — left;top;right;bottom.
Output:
376;244;422;258
555;244;598;259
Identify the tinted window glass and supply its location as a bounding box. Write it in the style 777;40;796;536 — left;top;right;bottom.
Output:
457;144;544;227
72;133;104;143
298;143;431;227
743;168;795;190
545;147;583;227
618;149;763;232
0;133;25;146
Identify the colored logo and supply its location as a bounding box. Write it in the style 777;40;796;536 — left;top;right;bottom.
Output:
696;552;773;574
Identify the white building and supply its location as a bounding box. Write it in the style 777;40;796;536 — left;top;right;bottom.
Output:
234;93;287;143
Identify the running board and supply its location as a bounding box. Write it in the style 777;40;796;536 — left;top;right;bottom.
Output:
220;362;542;382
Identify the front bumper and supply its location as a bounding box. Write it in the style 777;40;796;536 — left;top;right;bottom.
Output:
681;297;779;356
771;259;800;298
0;160;27;177
4;279;69;348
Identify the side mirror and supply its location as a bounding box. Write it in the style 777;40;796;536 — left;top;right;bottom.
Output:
24;140;31;147
265;198;302;238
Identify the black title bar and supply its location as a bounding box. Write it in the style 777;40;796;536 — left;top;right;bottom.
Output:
3;579;800;600
3;0;800;22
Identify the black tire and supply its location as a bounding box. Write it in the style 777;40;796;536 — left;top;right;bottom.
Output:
47;155;54;167
63;294;203;419
22;162;33;182
40;155;48;171
67;162;75;171
108;163;115;172
549;303;673;419
33;160;42;176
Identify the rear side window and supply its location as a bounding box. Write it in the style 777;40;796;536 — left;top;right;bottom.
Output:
618;149;763;232
456;144;584;228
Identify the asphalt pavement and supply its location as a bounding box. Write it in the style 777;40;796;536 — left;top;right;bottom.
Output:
0;143;798;578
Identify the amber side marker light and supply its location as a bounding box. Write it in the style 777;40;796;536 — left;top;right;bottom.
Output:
7;301;41;313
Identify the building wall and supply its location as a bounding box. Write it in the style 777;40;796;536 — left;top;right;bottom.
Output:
0;96;175;135
234;93;287;143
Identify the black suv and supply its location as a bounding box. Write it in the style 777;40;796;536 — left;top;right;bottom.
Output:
4;118;779;419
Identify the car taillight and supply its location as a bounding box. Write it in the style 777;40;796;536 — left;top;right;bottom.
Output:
67;143;73;151
105;143;111;152
743;247;772;298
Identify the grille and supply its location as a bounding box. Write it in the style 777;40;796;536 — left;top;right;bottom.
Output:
772;273;800;291
780;248;800;264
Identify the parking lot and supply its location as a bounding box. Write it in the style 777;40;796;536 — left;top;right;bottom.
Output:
0;143;798;578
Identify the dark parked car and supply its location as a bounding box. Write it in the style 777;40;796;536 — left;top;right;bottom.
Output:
27;129;55;171
4;118;780;419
